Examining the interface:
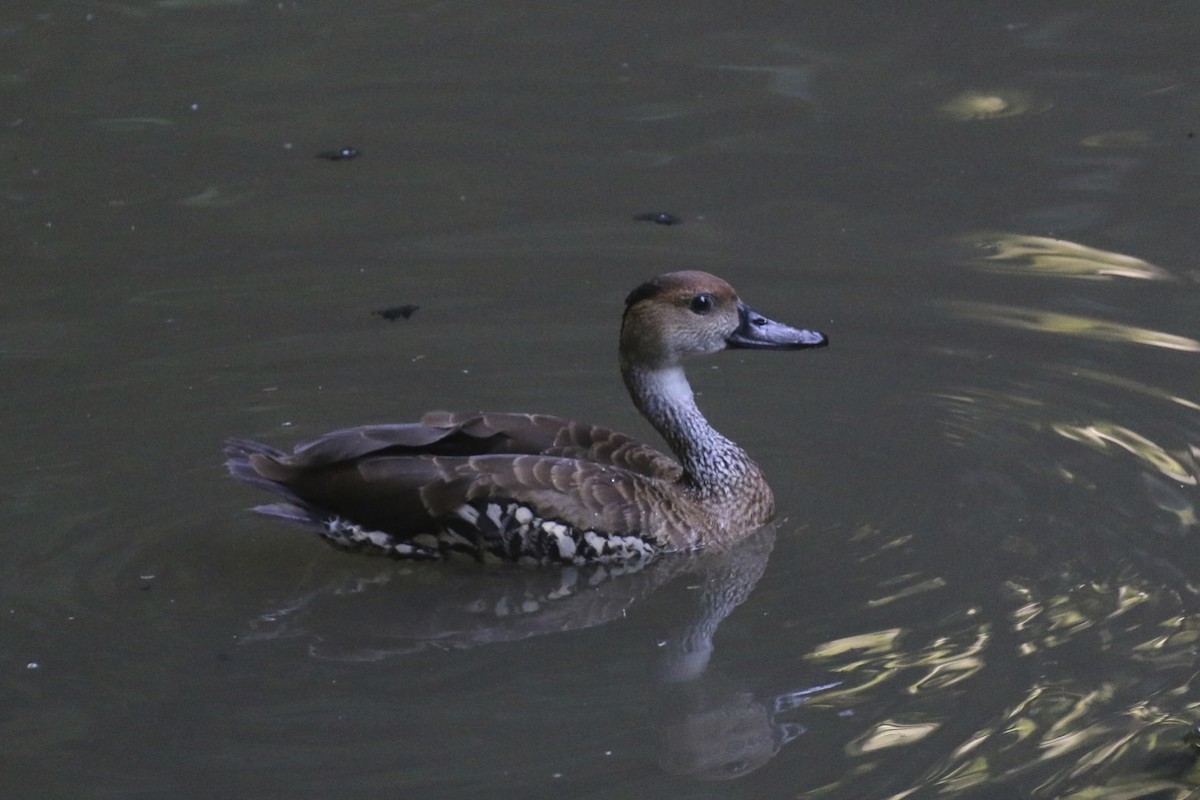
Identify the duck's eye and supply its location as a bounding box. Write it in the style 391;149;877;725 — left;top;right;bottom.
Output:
689;294;715;314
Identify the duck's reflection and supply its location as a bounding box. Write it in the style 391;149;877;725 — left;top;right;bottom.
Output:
242;524;837;779
656;673;839;780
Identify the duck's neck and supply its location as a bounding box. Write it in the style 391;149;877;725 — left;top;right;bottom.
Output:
622;363;765;498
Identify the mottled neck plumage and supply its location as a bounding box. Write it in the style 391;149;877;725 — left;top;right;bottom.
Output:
621;363;763;499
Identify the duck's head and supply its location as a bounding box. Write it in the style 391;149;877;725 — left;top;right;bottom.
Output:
620;270;828;370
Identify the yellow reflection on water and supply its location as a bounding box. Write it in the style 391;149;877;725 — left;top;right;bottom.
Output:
944;301;1200;351
1052;366;1200;413
806;623;991;704
1081;129;1154;148
939;89;1050;120
1133;614;1200;667
1052;423;1197;484
867;577;948;608
860;573;1200;799
1006;580;1154;654
847;719;942;755
809;628;903;659
957;232;1171;280
881;681;1200;799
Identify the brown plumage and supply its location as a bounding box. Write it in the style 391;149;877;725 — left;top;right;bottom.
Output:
224;271;827;563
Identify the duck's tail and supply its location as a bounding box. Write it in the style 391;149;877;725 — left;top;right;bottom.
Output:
224;438;327;529
223;438;442;560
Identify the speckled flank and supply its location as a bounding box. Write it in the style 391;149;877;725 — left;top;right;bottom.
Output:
319;517;442;560
455;500;658;564
319;500;658;565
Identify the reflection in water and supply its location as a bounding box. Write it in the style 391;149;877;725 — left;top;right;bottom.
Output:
1142;474;1199;536
942;301;1200;352
904;324;1200;797
936;368;1200;548
937;375;1198;498
178;185;257;208
867;576;948;608
955;232;1172;281
1052;423;1196;485
807;507;1200;798
877;574;1200;799
243;552;689;660
1050;366;1200;414
241;525;841;779
656;676;836;780
1008;579;1153;654
244;527;776;663
1081;130;1154;149
938;89;1050;121
806;622;989;702
847;719;942;755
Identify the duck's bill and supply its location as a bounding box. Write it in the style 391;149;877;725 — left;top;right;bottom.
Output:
727;304;829;350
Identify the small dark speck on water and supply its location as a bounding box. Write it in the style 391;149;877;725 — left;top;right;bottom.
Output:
1188;131;1195;139
316;147;361;161
633;211;682;225
373;304;420;321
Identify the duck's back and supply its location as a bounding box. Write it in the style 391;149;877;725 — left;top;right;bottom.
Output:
275;411;680;478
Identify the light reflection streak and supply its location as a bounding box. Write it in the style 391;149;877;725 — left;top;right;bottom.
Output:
906;653;984;694
1049;366;1200;413
1132;614;1200;667
1081;129;1153;148
956;232;1171;280
1052;423;1196;485
942;301;1200;352
847;719;943;755
886;685;1197;798
1005;580;1156;655
884;308;1200;797
867;577;947;608
808;628;903;659
933;373;1199;533
876;567;1200;798
939;90;1050;121
805;625;992;709
797;568;1200;798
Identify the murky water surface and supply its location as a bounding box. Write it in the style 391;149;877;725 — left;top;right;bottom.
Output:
4;2;1200;798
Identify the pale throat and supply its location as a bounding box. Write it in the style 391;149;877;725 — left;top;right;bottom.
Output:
623;364;759;492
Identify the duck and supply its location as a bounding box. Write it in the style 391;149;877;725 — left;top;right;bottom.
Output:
224;271;828;564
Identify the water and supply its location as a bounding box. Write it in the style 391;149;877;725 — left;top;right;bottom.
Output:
4;2;1200;797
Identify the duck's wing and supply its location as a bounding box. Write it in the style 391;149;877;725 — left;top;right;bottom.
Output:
421;411;682;481
282;414;539;464
279;411;680;481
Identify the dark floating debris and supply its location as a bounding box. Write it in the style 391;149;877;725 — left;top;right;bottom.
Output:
316;146;361;161
372;304;419;321
633;211;682;226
